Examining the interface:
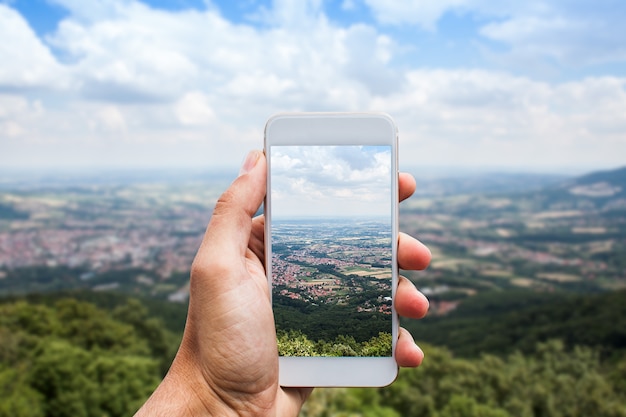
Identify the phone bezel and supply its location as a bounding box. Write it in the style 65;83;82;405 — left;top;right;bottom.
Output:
264;112;399;387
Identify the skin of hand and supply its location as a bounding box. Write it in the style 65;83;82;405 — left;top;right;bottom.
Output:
135;150;431;417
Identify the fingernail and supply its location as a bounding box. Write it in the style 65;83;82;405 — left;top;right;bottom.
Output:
239;150;261;176
416;344;424;358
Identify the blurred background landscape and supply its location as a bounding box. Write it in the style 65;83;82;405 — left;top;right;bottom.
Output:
1;0;626;416
1;166;625;416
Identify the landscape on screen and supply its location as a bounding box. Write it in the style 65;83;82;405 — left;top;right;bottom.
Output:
269;145;394;357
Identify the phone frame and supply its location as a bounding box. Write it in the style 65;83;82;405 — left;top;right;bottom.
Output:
264;112;399;387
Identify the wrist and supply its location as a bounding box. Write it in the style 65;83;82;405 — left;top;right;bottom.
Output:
134;357;235;417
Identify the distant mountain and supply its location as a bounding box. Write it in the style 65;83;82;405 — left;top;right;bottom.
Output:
412;172;568;196
574;166;626;186
508;165;626;212
559;166;626;199
411;165;626;208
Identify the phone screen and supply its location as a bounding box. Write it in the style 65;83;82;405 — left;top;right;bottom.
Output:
269;145;394;358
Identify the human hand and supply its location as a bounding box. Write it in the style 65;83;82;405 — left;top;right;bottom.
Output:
135;150;431;417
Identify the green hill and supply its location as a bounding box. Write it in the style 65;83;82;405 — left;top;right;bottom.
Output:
1;291;625;417
0;295;178;417
406;289;626;359
0;289;188;334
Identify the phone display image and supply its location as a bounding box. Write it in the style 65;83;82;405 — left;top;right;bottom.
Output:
269;145;394;358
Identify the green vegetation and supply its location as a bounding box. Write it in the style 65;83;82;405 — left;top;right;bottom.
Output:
0;296;178;417
0;267;191;300
273;292;392;346
277;330;392;357
1;290;625;416
0;266;88;294
302;341;626;417
8;289;188;333
406;289;626;359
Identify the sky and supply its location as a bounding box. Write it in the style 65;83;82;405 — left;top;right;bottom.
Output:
1;0;625;174
270;145;391;218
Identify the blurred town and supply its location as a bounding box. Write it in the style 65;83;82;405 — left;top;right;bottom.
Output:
1;167;624;311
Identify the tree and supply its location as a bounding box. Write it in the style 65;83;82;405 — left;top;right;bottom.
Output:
0;366;44;417
438;395;510;417
0;298;167;417
112;298;178;374
54;299;149;355
28;340;100;417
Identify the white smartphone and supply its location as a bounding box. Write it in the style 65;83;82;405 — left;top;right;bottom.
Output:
264;112;399;387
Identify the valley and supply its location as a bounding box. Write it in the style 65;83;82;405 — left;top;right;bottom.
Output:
0;167;624;311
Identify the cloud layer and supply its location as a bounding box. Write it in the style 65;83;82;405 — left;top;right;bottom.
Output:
0;0;625;172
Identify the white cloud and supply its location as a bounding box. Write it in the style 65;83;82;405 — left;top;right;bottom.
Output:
480;12;626;67
93;105;127;132
174;92;216;127
0;4;66;89
0;0;624;173
376;71;626;171
270;146;392;217
341;25;401;95
272;153;302;171
363;0;626;67
47;5;202;101
253;0;325;27
362;0;468;30
37;0;365;110
0;94;45;139
48;0;128;22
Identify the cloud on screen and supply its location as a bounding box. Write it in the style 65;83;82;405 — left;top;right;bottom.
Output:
270;146;391;218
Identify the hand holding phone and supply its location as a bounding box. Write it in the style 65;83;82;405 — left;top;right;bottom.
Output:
136;116;431;415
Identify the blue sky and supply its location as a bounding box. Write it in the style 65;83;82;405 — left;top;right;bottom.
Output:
1;0;626;173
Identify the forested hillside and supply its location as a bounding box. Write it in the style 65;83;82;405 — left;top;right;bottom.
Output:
1;293;625;417
303;341;626;417
0;297;177;417
408;289;626;359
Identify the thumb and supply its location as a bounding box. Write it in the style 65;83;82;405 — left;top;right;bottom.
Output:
197;150;266;267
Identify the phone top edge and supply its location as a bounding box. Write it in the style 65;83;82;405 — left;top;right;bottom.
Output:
266;111;394;118
265;112;397;147
265;111;396;132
